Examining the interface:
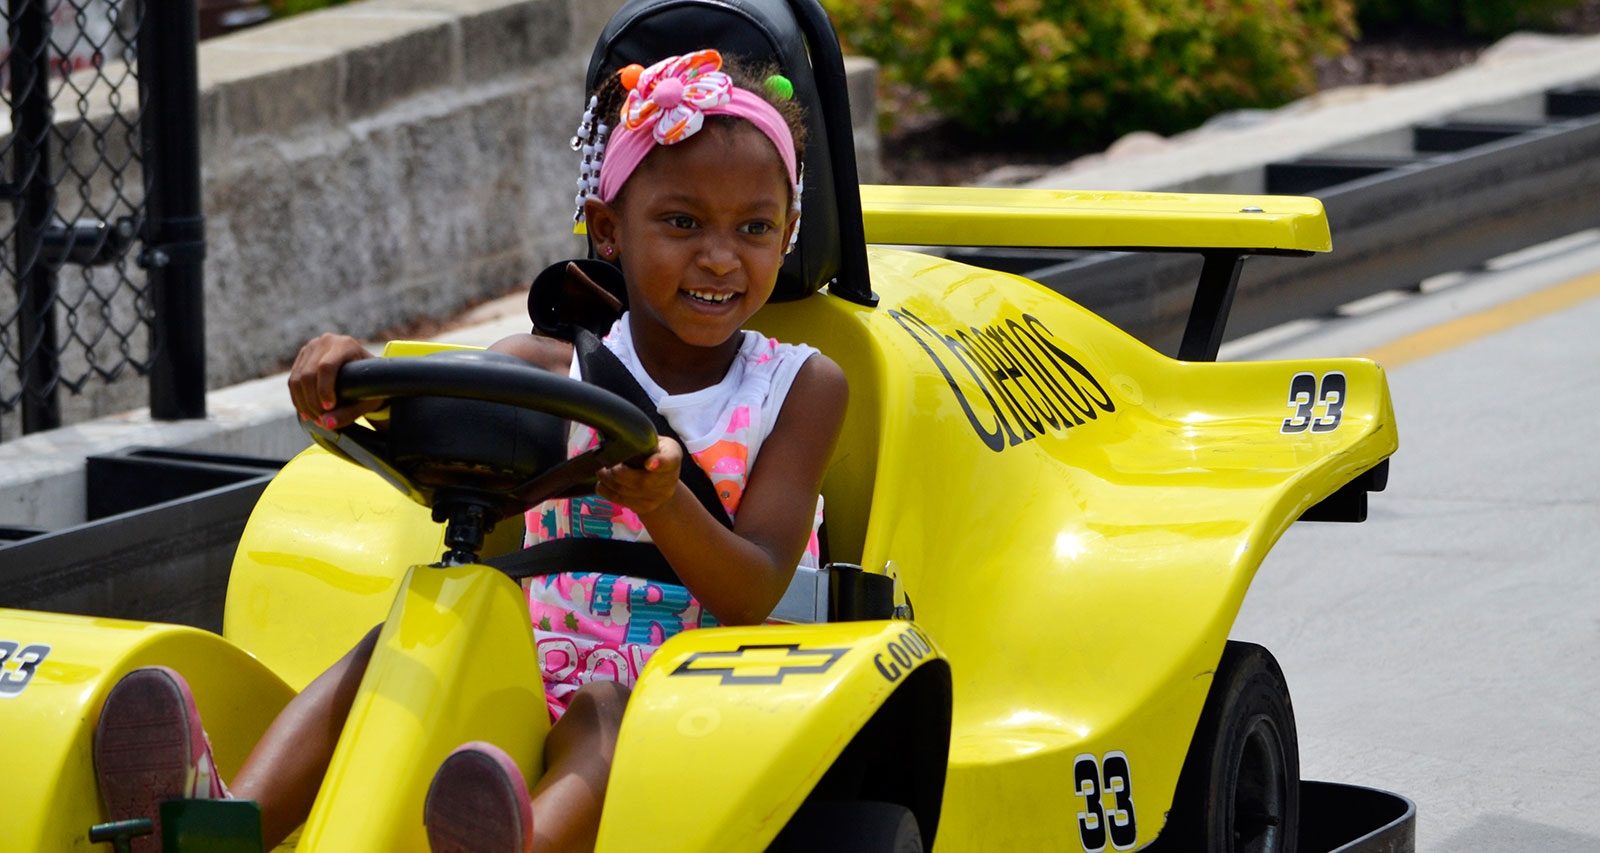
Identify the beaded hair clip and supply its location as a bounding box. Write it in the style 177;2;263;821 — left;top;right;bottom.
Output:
571;93;607;223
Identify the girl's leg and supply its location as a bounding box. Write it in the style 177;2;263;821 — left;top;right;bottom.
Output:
531;680;630;851
424;681;629;853
230;624;383;848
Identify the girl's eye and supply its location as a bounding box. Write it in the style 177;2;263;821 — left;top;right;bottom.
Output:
666;215;697;230
741;221;775;236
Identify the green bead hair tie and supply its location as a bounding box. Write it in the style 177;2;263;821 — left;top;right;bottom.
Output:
764;74;794;101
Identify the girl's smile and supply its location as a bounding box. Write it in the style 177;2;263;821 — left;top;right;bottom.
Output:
585;120;797;392
682;288;738;305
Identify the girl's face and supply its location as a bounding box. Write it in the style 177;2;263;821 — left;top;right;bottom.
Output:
586;121;797;353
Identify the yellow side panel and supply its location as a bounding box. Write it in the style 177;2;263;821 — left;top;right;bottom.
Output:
0;610;293;851
859;250;1392;849
766;248;1392;850
598;621;945;853
749;296;886;565
296;564;547;852
859;185;1332;252
224;448;445;691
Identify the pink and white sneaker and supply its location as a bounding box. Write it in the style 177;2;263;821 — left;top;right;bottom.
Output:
424;741;534;853
94;666;229;851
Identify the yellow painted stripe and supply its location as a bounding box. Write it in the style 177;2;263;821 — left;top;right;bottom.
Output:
1361;269;1600;367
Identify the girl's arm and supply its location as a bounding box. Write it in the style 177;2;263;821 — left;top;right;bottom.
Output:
488;332;574;373
293;329;844;625
597;354;849;625
288;333;381;427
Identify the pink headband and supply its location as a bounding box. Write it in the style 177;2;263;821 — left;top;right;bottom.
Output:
588;50;800;208
600;88;797;202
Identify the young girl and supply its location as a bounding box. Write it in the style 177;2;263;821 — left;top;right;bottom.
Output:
92;50;847;853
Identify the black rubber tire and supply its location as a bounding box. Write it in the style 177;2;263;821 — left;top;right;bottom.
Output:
768;800;923;853
1152;641;1300;853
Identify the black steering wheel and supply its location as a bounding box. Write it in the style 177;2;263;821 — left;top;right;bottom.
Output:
301;350;657;561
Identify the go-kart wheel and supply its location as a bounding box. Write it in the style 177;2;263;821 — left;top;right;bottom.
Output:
768;800;922;853
1153;642;1299;853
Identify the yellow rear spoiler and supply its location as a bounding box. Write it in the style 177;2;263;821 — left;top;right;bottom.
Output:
857;185;1332;360
858;185;1331;254
577;186;1329;254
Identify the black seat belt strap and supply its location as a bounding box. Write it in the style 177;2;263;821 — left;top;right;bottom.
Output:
487;538;680;586
485;330;740;587
573;328;735;530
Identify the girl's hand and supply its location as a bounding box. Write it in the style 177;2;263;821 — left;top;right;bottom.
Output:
596;436;683;516
288;333;384;429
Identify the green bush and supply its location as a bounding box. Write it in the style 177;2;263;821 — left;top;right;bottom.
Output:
1356;0;1583;37
270;0;352;18
822;0;1356;143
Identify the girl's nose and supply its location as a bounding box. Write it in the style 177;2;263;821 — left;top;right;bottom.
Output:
698;236;740;276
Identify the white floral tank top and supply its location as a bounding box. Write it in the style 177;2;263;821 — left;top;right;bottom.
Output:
523;314;823;720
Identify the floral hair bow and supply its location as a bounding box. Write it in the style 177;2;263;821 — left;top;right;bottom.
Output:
621;49;734;145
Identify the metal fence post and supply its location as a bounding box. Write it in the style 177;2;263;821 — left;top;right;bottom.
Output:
140;0;207;420
9;0;61;433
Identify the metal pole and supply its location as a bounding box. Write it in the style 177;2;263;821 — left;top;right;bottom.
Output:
9;0;61;433
140;0;207;420
1178;251;1245;362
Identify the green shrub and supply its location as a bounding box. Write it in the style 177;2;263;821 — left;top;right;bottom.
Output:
822;0;1356;143
1357;0;1583;37
270;0;352;18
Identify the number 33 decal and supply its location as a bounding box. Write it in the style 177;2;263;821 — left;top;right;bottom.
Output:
0;640;51;698
1281;371;1345;434
1075;751;1137;851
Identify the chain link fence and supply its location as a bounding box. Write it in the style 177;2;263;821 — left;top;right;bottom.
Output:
0;0;203;440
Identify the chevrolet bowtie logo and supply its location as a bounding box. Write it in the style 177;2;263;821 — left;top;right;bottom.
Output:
670;643;850;685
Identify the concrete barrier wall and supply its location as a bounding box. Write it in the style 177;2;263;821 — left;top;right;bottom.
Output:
198;0;625;394
4;0;878;434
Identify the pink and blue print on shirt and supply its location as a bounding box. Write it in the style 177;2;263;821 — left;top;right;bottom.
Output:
526;571;718;720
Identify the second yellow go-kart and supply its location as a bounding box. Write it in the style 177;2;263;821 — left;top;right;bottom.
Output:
1;0;1411;850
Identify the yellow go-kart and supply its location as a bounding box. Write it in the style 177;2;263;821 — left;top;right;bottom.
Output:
3;0;1410;850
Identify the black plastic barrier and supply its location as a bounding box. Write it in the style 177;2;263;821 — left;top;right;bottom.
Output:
0;447;283;632
1300;781;1416;853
